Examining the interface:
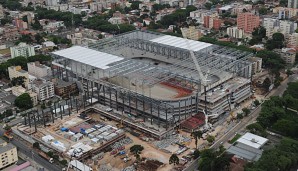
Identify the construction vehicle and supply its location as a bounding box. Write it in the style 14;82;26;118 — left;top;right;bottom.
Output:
37;150;54;163
123;156;131;163
3;131;13;140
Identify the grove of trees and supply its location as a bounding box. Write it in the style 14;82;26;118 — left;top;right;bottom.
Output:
14;93;33;110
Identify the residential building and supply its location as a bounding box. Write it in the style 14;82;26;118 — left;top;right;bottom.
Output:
288;33;298;49
247;57;262;74
0;139;18;169
8;66;29;88
288;0;298;8
237;13;260;33
227;27;245;39
1;25;20;41
180;26;202;40
263;18;297;38
204;15;222;30
155;8;176;21
227;133;268;161
32;79;54;101
53;79;78;97
273;7;298;19
190;10;218;25
10;43;35;58
108;17;125;24
11;86;38;105
27;61;51;78
231;4;253;15
13;18;28;30
274;48;296;65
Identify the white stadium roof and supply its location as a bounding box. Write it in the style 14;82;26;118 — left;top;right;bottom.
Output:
150;35;212;52
52;46;124;70
236;132;268;149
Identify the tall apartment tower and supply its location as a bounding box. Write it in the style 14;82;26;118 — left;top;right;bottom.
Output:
237;13;260;33
288;0;298;8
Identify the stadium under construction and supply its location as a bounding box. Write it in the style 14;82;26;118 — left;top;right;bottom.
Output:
51;30;253;138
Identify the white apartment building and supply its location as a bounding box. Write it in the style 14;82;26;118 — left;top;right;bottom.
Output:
11;86;38;106
32;79;54;101
10;43;35;58
227;26;245;39
181;26;202;40
288;0;298;8
0;139;18;170
8;66;29;88
27;61;51;78
263;18;297;38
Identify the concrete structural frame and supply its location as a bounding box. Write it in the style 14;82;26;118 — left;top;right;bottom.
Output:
51;30;253;131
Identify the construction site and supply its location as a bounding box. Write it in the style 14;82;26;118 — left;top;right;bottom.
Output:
51;30;253;139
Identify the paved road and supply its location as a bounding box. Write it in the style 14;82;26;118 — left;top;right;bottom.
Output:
0;126;62;171
184;74;298;171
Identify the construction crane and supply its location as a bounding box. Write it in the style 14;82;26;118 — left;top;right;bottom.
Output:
181;29;215;129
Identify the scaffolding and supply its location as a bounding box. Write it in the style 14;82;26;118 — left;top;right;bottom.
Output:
51;30;253;129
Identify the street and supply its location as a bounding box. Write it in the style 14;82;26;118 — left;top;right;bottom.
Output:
0;125;62;171
184;73;297;171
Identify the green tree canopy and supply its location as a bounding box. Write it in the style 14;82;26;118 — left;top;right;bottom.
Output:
15;93;33;110
191;130;203;149
169;154;179;165
130;144;144;161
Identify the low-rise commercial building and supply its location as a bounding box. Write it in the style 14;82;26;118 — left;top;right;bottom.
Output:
227;133;268;161
0;139;18;169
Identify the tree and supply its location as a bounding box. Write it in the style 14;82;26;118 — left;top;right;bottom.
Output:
191;130;203;149
31;18;42;30
33;142;40;149
199;149;230;171
1;18;10;25
130;145;144;161
252;26;266;43
206;135;215;144
15;93;33;110
254;99;260;106
242;107;250;116
3;125;11;131
41;103;46;109
169;154;179;165
263;77;272;91
266;33;285;50
204;2;212;10
237;113;243;120
11;76;26;87
1;109;13;120
246;123;267;137
193;149;200;159
60;159;68;166
258;7;268;15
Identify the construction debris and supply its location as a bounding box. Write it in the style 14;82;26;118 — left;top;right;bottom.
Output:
111;137;133;150
121;166;136;171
